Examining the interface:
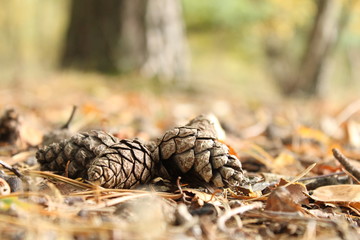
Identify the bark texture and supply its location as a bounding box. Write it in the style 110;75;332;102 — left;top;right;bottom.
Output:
286;0;343;96
62;0;189;81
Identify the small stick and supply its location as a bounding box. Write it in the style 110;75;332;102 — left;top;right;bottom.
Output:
61;105;77;129
332;148;360;182
217;202;263;232
265;171;347;188
176;177;190;204
298;171;346;182
0;159;22;178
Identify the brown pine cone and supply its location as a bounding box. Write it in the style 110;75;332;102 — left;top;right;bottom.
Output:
36;130;120;179
87;139;154;189
0;109;20;145
42;128;73;146
151;125;244;187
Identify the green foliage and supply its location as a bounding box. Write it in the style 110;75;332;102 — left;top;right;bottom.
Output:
182;0;272;31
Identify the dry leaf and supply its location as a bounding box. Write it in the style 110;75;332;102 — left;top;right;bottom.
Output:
311;184;360;202
240;143;274;169
273;151;303;175
311;184;360;213
182;188;224;204
296;126;329;145
278;179;309;205
265;179;309;213
265;186;304;213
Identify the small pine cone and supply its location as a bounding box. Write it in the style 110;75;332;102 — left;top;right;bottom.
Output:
0;109;20;144
42;128;73;146
87;139;154;189
36;130;120;179
151;125;244;187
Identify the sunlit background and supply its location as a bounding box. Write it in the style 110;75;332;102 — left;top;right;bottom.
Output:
0;0;360;102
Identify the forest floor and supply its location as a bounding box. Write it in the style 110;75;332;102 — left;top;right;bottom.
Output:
0;72;360;239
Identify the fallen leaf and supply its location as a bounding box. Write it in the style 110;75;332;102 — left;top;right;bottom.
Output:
311;184;360;202
311;184;360;214
278;179;309;205
182;188;224;204
264;186;304;213
296;126;329;145
273;151;303;175
240;143;274;169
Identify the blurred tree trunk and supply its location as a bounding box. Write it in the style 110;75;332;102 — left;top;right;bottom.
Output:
61;0;121;73
61;0;189;81
283;0;343;96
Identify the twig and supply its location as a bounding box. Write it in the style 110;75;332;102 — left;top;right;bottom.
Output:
61;105;77;129
245;163;317;202
332;148;360;182
217;202;263;232
25;170;94;189
265;171;346;189
86;193;151;209
176;176;190;204
298;171;346;182
0;159;22;178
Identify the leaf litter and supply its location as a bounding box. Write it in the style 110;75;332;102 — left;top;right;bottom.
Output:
1;78;360;239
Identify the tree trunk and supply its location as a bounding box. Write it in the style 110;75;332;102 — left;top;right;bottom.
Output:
61;0;121;73
284;0;343;96
61;0;189;81
141;0;189;81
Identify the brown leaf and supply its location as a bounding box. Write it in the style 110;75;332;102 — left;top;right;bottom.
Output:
273;151;303;175
311;184;360;214
296;126;329;145
278;179;309;205
265;186;304;213
310;184;360;203
265;179;309;213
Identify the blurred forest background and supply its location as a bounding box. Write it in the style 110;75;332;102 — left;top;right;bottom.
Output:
1;0;360;101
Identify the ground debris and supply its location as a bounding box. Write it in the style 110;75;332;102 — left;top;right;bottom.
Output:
1;83;360;239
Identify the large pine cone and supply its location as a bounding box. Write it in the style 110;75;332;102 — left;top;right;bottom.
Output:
87;139;154;189
151;124;244;187
36;131;120;179
0;109;20;144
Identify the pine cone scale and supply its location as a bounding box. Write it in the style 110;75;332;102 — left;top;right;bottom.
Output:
175;136;196;153
212;156;227;169
174;150;195;173
194;151;210;172
194;139;214;153
160;139;176;159
198;164;212;182
162;128;180;142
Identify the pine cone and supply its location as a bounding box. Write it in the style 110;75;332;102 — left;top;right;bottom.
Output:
185;113;225;139
87;139;154;189
36;130;120;179
151;125;244;187
0;109;20;144
42;128;73;146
